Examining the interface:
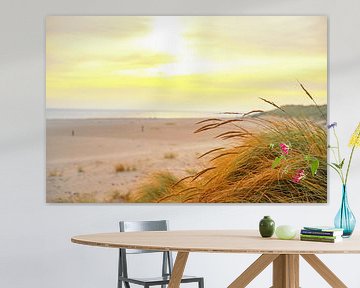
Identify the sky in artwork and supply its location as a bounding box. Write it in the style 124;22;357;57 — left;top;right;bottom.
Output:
46;16;327;114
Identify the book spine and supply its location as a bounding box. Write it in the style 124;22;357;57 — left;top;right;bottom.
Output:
300;230;335;236
300;237;337;243
300;234;337;240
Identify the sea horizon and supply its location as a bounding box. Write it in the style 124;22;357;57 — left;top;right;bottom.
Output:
46;108;245;120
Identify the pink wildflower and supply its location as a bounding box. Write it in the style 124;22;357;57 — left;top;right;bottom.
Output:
279;143;289;155
292;169;305;183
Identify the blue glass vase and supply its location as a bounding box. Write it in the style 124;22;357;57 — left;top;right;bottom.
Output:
334;185;356;237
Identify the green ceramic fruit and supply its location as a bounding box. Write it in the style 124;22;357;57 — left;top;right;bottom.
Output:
259;216;275;238
275;225;297;240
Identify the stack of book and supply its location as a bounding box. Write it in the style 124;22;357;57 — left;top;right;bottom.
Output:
300;226;344;243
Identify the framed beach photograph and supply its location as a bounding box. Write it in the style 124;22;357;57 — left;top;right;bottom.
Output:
46;16;327;203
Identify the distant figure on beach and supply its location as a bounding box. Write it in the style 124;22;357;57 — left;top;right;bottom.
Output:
141;125;144;133
72;130;75;136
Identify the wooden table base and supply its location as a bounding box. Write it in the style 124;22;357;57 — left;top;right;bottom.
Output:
301;254;347;288
272;254;299;288
228;254;279;288
226;254;347;288
168;252;189;288
168;252;348;288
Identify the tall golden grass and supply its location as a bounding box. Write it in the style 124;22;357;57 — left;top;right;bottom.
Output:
129;86;327;203
129;171;180;203
129;116;327;203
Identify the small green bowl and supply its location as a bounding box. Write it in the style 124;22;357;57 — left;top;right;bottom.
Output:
275;225;297;240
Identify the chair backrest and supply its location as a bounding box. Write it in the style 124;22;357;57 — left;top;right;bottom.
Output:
118;220;174;282
120;220;168;232
119;220;169;254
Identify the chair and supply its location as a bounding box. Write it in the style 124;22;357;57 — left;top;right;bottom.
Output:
118;220;204;288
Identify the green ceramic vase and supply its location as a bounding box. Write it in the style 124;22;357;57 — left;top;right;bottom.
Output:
259;216;275;238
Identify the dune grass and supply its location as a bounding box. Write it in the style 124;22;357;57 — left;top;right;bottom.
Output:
164;152;177;159
48;170;62;177
178;118;326;203
130;117;327;203
115;163;137;173
115;164;126;173
129;171;180;203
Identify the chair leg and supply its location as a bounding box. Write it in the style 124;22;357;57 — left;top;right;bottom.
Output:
198;278;204;288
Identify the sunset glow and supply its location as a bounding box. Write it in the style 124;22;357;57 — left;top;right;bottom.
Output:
46;16;327;113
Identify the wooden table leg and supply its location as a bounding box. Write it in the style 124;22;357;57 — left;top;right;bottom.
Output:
168;252;189;288
228;254;279;288
272;254;299;288
288;255;299;288
301;254;347;288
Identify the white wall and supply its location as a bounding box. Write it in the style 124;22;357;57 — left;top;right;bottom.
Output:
1;0;360;287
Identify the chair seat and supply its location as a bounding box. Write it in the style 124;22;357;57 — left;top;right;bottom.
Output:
119;274;203;286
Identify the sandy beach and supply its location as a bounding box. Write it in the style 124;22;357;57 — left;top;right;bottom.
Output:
46;118;226;203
